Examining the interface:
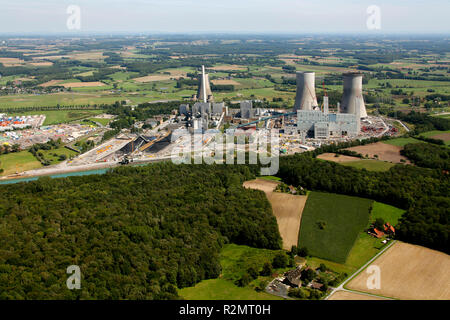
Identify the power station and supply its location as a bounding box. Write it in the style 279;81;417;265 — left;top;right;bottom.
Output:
294;71;368;138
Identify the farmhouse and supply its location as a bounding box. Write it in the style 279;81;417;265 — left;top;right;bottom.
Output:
283;266;303;287
370;222;396;239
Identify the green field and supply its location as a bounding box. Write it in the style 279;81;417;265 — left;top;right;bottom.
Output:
88;117;111;126
179;278;282;300
298;192;373;264
382;137;421;147
345;202;404;269
419;130;450;146
11;110;104;125
0;151;42;176
341;160;395;172
179;244;288;300
40;147;78;165
371;201;405;226
257;175;282;181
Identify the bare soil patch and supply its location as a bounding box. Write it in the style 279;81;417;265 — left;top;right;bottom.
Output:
28;61;53;67
211;79;241;86
317;153;361;163
210;65;246;71
61;82;106;88
243;179;307;250
346;142;410;163
347;242;450;300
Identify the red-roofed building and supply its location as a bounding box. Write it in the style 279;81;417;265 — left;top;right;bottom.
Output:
373;228;385;239
384;223;395;235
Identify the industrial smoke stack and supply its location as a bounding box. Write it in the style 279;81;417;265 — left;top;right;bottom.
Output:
340;72;367;118
294;72;319;112
197;65;213;103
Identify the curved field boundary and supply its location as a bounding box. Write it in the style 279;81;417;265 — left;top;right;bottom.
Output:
243;179;307;250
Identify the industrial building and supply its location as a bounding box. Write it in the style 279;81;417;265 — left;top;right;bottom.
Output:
296;110;360;139
240;100;255;119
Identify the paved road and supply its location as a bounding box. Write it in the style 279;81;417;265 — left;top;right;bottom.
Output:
325;240;397;300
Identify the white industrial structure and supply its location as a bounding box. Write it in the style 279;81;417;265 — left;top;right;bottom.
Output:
296;106;360;139
340;72;368;118
293;72;319;112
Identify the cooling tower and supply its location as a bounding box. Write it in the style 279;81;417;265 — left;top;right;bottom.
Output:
197;65;213;103
340;72;367;118
293;72;319;112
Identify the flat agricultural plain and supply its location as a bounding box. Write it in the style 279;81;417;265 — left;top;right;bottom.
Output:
328;290;389;300
347;242;450;300
243;179;307;250
346;142;410;163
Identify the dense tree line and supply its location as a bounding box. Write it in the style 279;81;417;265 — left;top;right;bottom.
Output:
277;152;449;254
401;143;450;170
390;111;450;134
0;163;281;299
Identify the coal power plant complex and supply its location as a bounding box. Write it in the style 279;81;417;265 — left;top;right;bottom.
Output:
95;64;396;166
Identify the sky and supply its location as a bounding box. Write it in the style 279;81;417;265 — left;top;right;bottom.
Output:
0;0;449;34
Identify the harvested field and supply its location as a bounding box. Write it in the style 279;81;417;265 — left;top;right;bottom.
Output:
211;79;241;86
346;142;410;164
243;178;278;193
39;80;63;87
134;69;187;82
243;179;307;250
28;61;53;67
210;65;246;71
328;290;389;300
0;57;24;66
317;153;360;163
61;82;106;88
347;242;450;300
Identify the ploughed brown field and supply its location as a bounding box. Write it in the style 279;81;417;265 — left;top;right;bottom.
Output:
39;81;105;88
243;179;307;250
347;242;450;300
328;290;389;300
211;79;241;86
346;142;410;163
317;153;361;163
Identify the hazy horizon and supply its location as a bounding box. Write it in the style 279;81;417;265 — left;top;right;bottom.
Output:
0;0;449;34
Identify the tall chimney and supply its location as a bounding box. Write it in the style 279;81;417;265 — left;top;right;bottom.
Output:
340;72;367;118
294;72;319;112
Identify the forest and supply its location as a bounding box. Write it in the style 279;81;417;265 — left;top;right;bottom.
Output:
277;152;449;254
401;143;450;170
0;163;281;299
